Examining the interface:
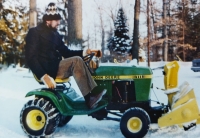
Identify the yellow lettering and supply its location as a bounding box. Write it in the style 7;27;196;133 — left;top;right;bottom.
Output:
93;76;103;79
93;75;120;80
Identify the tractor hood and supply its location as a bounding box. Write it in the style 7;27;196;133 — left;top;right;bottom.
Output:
91;65;153;102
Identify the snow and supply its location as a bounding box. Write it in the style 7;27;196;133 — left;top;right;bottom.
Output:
1;62;200;138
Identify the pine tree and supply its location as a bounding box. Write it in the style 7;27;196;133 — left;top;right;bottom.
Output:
107;8;131;62
0;0;29;66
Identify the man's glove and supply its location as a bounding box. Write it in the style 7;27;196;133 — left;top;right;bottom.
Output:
41;74;56;89
83;48;102;57
83;48;91;56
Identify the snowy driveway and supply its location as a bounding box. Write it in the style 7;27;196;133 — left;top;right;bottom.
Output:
1;62;200;138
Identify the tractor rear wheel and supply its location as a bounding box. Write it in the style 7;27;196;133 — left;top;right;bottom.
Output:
20;98;59;137
120;107;150;138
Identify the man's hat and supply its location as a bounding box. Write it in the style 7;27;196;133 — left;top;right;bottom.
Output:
43;3;61;21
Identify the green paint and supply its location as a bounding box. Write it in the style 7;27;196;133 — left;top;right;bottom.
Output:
25;65;153;115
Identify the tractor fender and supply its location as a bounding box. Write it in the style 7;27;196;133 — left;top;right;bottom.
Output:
25;89;72;115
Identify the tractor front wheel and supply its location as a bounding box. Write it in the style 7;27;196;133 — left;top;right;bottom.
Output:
120;107;150;138
20;98;59;137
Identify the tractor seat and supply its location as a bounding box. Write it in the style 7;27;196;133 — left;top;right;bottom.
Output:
33;74;70;85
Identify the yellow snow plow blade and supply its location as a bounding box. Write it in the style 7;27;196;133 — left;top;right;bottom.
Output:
158;61;200;128
158;90;200;127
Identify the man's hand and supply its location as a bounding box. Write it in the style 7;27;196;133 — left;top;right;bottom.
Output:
83;48;102;57
86;49;91;54
83;48;91;56
41;74;56;89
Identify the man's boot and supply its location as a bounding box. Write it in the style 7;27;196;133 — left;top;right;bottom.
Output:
84;89;107;109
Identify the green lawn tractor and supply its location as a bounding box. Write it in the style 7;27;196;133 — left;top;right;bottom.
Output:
19;53;200;138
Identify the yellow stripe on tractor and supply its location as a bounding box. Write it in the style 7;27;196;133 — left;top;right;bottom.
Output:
158;61;200;129
92;75;152;80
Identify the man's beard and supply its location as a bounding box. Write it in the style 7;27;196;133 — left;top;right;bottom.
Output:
49;25;58;31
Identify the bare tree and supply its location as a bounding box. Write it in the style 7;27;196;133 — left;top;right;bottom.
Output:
94;1;106;61
99;9;105;56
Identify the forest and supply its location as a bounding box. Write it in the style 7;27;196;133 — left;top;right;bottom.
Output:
0;0;200;68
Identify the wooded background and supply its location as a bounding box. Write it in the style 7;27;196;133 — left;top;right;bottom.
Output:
0;0;200;67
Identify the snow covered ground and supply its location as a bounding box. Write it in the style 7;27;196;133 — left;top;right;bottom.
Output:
0;61;200;138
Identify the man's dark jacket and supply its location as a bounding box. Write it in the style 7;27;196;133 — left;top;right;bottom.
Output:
25;23;83;80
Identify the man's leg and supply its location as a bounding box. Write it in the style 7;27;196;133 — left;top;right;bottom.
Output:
56;56;97;96
56;56;106;108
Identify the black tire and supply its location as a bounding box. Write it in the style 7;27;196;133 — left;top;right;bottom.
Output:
120;107;150;138
58;115;73;127
20;98;60;137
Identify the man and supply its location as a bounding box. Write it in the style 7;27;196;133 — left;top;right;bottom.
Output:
25;2;105;109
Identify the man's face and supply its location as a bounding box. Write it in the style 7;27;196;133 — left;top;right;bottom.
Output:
46;20;60;29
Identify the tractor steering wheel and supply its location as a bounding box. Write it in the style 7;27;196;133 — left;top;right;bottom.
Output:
82;53;95;74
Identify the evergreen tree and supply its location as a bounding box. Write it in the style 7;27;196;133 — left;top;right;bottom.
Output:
0;0;28;66
107;8;131;60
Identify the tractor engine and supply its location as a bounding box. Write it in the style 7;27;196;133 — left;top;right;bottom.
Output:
112;80;136;103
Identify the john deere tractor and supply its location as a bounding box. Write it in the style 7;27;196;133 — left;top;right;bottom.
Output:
19;52;200;138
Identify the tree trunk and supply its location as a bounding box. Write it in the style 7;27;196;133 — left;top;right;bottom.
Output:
147;0;150;66
100;13;105;59
163;0;168;61
29;0;37;28
132;0;140;62
182;0;185;61
0;0;3;10
68;0;82;46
